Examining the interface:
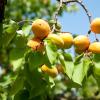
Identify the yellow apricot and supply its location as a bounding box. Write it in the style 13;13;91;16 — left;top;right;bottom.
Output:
32;19;51;39
59;32;73;49
41;64;58;77
73;35;90;51
88;42;100;54
90;18;100;33
47;34;64;47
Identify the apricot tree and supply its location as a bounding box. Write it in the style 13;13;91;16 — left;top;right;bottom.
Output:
0;0;100;99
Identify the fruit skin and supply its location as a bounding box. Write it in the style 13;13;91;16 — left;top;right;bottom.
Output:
90;18;100;33
88;42;100;54
47;34;64;47
59;32;73;49
32;19;51;39
27;38;44;52
41;64;58;77
73;35;90;51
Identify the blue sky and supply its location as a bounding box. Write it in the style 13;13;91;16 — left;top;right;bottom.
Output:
52;0;100;42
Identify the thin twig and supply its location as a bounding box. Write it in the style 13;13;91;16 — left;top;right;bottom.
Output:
57;0;99;41
51;0;63;33
17;20;33;26
57;0;92;23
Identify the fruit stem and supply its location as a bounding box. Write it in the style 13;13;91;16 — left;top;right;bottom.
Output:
57;0;92;23
51;0;63;33
95;34;99;42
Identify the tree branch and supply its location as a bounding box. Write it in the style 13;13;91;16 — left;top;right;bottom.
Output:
51;0;63;33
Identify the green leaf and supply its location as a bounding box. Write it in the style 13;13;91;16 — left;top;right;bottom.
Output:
2;20;18;47
45;41;58;65
9;48;26;71
22;24;32;36
58;52;74;79
9;75;24;96
24;66;47;99
72;57;91;85
63;52;73;61
72;61;83;85
13;35;27;48
74;53;84;64
28;52;44;71
93;54;100;76
14;90;29;100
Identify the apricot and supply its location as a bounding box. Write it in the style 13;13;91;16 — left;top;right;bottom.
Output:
47;34;64;47
88;42;100;54
73;35;90;51
32;19;51;39
27;38;44;52
59;32;73;49
90;18;100;33
41;64;58;77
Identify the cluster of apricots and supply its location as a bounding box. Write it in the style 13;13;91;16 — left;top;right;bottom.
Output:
27;18;100;77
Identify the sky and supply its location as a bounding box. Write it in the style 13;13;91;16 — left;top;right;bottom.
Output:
52;0;100;42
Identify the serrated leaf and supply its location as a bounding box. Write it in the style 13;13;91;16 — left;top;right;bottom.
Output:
72;61;83;85
72;57;91;85
45;41;57;65
58;52;74;79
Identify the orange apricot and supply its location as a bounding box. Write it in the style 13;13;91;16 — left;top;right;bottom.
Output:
88;42;100;54
27;38;44;52
90;18;100;33
73;35;90;51
32;19;51;39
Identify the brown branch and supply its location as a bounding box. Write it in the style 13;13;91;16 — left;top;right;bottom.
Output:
0;0;7;22
51;0;63;33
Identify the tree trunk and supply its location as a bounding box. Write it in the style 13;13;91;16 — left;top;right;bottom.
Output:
0;0;7;22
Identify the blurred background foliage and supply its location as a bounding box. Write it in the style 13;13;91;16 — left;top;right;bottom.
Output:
0;0;100;99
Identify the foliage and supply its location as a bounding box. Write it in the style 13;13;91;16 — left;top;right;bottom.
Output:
0;0;100;100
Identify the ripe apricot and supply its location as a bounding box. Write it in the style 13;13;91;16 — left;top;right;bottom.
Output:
73;35;90;51
27;38;44;52
59;32;73;49
88;42;100;54
47;34;64;47
90;18;100;33
32;19;51;39
41;64;58;77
